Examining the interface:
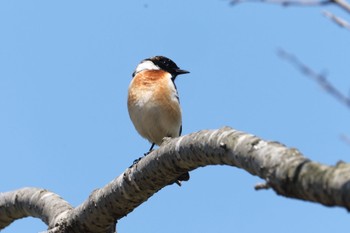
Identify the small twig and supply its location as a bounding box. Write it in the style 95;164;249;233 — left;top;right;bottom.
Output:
230;0;350;22
255;182;271;190
340;134;350;146
277;49;350;110
332;0;350;14
323;10;350;30
230;0;332;6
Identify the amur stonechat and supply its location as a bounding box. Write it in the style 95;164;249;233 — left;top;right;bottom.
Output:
127;56;190;185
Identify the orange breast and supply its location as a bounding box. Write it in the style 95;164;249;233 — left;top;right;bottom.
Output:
127;70;182;145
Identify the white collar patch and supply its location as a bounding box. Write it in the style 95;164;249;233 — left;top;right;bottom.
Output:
134;60;160;74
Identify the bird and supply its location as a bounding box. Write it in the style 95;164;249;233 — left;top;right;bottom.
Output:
127;56;190;185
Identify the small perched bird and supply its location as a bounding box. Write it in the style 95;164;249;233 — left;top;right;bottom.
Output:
127;56;190;185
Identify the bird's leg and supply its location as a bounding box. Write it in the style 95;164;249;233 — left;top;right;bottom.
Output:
149;143;155;152
130;143;156;168
144;143;155;156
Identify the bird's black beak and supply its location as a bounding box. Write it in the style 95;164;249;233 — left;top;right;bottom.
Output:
175;69;190;75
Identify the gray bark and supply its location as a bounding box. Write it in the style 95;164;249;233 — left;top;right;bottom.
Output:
1;127;349;233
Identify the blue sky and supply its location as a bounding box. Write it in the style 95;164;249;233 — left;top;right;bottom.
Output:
1;1;349;232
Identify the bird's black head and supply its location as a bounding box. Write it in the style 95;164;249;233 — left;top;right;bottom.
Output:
148;56;189;78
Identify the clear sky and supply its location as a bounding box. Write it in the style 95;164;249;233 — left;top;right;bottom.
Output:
1;1;349;232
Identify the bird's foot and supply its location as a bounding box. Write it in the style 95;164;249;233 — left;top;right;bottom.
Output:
129;148;155;168
143;149;154;156
128;156;143;168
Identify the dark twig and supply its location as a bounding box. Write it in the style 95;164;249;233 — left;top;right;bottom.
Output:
277;49;350;110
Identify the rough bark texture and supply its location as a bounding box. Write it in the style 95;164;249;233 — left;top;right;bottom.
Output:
1;127;350;233
0;188;73;229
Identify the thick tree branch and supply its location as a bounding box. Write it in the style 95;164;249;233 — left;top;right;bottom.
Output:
2;127;350;232
0;187;73;229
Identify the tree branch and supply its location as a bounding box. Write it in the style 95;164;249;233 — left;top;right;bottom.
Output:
230;0;350;18
340;134;350;146
277;49;350;110
332;0;350;13
2;127;350;232
323;10;350;30
230;0;332;7
0;187;73;229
